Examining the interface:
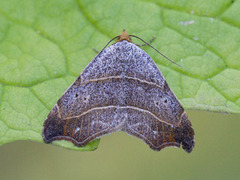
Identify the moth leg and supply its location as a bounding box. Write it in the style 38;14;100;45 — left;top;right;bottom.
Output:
92;48;100;54
135;35;156;47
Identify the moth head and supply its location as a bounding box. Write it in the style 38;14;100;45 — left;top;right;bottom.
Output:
117;29;132;42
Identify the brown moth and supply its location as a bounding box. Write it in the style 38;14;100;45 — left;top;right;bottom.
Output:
43;30;195;153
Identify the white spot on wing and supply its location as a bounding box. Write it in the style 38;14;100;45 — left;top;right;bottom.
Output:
75;127;80;134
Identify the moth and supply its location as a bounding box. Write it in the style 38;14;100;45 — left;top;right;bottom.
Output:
43;30;195;153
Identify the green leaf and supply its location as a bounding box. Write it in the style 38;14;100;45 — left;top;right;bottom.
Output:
0;0;239;150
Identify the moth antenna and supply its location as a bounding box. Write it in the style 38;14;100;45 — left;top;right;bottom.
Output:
98;35;120;54
130;35;182;67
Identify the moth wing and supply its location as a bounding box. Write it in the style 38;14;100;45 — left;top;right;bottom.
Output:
43;104;127;147
123;110;194;153
43;42;130;146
